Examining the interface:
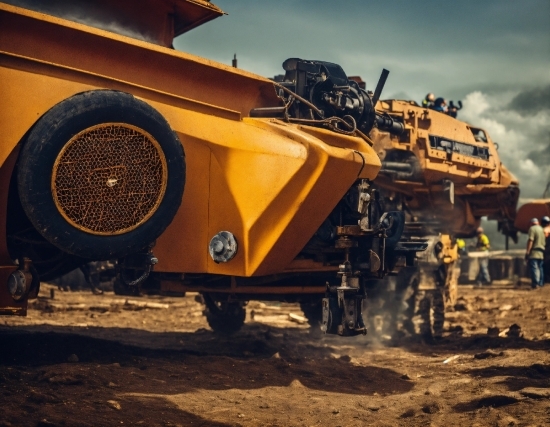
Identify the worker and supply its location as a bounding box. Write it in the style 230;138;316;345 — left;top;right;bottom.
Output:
542;216;550;283
525;218;545;289
433;98;448;113
542;216;550;238
456;238;467;256
422;93;435;109
475;227;491;286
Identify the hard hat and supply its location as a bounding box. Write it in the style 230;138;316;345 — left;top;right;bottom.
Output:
542;216;550;225
476;227;483;234
530;218;539;224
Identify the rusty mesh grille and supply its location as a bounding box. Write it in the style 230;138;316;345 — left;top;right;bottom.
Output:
52;123;167;235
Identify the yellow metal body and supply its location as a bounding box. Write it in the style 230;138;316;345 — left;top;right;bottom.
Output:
0;3;381;282
370;100;519;236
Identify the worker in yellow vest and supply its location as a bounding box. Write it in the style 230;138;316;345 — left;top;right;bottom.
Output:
475;227;491;286
456;238;467;256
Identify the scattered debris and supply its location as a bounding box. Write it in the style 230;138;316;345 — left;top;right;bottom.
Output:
454;303;467;311
288;313;307;324
123;300;169;310
48;375;82;385
454;298;472;311
107;400;121;410
507;323;522;338
421;402;440;414
487;327;500;336
89;305;110;313
448;325;464;334
400;374;411;380
474;350;505;360
499;304;515;311
400;408;415;418
27;391;59;404
443;355;460;364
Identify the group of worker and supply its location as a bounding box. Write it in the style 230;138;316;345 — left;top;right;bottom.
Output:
457;220;550;289
422;93;461;118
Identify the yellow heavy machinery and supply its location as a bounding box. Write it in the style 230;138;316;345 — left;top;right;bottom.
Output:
364;98;519;338
0;0;425;335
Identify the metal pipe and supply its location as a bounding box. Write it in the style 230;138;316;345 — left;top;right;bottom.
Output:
249;106;287;117
375;115;405;135
381;161;413;173
372;68;389;108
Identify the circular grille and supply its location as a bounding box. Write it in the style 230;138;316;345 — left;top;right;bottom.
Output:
52;123;168;235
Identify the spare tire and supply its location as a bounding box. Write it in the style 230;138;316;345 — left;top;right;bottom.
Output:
17;90;185;260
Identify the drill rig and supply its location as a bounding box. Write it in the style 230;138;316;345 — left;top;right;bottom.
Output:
364;98;519;338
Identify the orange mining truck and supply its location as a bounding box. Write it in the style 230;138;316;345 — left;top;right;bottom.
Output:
0;0;425;336
363;98;520;338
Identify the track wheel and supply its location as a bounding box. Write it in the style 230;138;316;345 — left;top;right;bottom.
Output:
203;293;246;335
431;289;445;339
417;289;445;341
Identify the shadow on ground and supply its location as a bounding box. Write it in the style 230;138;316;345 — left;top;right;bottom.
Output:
463;363;550;392
0;324;414;426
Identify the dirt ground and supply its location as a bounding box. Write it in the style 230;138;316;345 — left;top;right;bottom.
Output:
1;281;549;427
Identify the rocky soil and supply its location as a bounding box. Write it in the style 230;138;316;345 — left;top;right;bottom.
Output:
1;282;549;426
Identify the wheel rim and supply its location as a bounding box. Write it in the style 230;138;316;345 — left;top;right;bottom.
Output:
51;123;168;235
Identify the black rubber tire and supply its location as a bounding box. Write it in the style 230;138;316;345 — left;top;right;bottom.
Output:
16;90;185;260
7;176;86;280
418;292;433;341
203;294;246;335
401;272;419;336
415;289;445;342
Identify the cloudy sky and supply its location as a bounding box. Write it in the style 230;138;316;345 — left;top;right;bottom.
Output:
175;0;550;202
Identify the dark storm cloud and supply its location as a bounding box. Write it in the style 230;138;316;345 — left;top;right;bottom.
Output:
176;0;550;104
508;85;550;115
528;144;550;170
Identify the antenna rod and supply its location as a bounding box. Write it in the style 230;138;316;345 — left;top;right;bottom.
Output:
372;68;389;108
